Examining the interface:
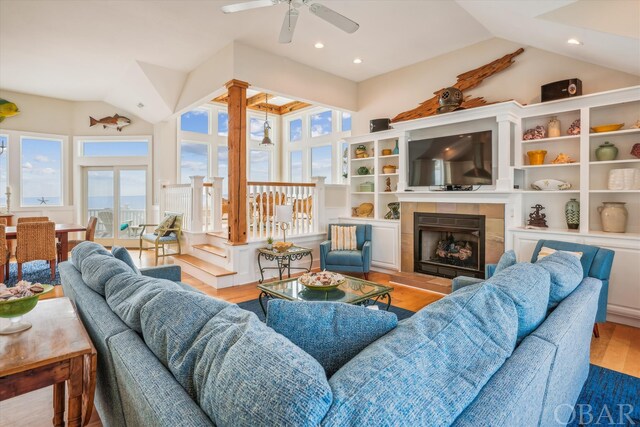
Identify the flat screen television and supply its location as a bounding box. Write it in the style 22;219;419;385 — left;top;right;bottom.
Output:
408;130;493;187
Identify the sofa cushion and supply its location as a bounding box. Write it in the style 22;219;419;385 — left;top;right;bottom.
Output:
104;272;183;333
79;253;132;297
266;300;397;377
484;263;551;342
325;250;362;266
322;282;518;426
71;241;111;268
138;290;333;427
111;246;140;274
537;246;583;261
494;250;517;274
535;251;583;310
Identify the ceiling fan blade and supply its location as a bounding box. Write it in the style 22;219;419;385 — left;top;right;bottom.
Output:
279;9;299;43
221;0;277;14
308;3;359;34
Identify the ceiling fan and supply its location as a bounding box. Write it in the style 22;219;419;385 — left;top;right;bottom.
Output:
221;0;360;44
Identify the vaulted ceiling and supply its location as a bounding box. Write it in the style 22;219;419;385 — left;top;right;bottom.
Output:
0;0;637;118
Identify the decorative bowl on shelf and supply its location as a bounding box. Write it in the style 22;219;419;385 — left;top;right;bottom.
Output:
527;150;547;165
272;241;294;252
299;271;346;291
0;282;54;335
531;179;572;191
590;123;624;133
382;165;397;174
381;149;393;156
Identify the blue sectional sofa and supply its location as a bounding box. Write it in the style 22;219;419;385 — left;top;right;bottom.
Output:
60;242;601;427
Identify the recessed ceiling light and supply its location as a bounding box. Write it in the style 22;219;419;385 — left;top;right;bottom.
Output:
137;102;144;108
567;38;583;45
314;42;324;49
353;58;362;64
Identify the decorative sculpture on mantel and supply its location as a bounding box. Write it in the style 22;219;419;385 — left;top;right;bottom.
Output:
528;204;548;228
391;48;525;122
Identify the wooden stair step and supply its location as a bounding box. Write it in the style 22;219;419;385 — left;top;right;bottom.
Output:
172;254;236;277
193;244;227;258
206;231;227;239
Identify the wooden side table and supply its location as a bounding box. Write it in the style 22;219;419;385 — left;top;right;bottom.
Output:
0;298;97;427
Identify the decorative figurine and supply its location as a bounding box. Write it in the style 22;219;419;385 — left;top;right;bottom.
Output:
436;87;464;114
385;177;392;192
567;119;581;135
631;143;640;159
551;153;576;164
523;126;546;140
527;204;548;228
384;202;400;220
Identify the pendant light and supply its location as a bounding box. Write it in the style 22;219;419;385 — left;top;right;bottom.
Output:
260;94;273;147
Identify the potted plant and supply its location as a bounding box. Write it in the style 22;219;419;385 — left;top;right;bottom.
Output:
266;236;274;250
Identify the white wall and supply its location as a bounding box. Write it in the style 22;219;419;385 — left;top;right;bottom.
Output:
354;38;640;135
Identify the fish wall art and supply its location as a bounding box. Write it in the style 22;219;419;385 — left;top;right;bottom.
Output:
0;98;20;123
89;113;131;131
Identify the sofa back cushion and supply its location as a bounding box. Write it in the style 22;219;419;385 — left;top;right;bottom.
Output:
531;240;598;279
484;263;551;342
535;251;583;310
139;290;333;426
111;246;140;274
322;283;518;426
266;300;397;377
74;242;131;296
494;250;517;274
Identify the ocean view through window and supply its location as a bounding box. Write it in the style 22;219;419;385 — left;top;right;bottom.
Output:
21;136;63;206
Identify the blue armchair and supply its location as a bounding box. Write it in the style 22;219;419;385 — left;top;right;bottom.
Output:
320;224;372;279
451;240;614;337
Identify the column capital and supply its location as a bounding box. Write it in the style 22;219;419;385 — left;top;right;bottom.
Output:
225;79;250;90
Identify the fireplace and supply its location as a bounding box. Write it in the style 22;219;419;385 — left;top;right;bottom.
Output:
414;212;485;279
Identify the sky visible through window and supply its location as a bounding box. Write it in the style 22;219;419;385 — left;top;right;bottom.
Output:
310;110;332;137
218;111;228;136
217;146;229;197
83;140;148;156
0;136;6;206
250;118;272;141
250;150;270;181
180;142;208;183
289;118;302;142
290;151;302;182
311;145;332;184
181;109;209;134
342;112;352;132
21;137;62;206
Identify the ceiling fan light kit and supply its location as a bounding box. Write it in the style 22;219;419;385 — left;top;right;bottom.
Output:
222;0;359;43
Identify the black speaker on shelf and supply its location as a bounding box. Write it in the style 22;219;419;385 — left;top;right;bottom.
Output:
541;79;582;102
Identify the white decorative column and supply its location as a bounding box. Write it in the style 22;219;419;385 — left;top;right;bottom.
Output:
311;176;326;233
190;176;204;232
495;112;518;192
209;176;224;233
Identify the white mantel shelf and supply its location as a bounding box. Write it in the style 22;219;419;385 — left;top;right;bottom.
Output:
396;190;518;205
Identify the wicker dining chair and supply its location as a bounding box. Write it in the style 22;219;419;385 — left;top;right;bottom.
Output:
17;216;49;223
16;221;57;281
0;224;9;283
57;216;98;261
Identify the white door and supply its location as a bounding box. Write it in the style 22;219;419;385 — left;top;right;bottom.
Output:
84;167;147;247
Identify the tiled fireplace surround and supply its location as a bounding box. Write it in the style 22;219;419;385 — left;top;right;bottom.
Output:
400;202;505;275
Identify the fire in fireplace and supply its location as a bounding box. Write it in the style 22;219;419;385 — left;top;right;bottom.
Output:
414;213;485;279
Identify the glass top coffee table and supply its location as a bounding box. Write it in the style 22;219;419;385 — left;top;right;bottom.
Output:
257;275;393;315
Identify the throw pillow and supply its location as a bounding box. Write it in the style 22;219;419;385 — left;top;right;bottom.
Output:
266;300;398;377
535;251;583;310
494;250;517;274
331;225;357;251
155;215;176;237
536;246;582;261
112;246;140;275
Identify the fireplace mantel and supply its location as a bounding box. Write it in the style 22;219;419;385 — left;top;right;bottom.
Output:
396;190;518;205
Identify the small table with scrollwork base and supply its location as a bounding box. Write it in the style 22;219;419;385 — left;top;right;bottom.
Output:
257;275;393;315
257;246;313;284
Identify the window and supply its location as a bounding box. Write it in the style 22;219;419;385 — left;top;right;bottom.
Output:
0;135;7;207
310;110;332;137
289;118;302;142
82;140;148;156
250;117;272;141
311;145;333;184
249;150;270;181
290;151;302;182
217;146;229;197
218;111;228;137
341;141;349;179
180;142;209;183
21;137;63;206
341;112;352;132
180;109;210;134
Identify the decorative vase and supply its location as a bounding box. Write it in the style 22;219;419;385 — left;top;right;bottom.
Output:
598;202;628;233
392;140;399;155
595;141;618;161
564;198;580;230
548;116;561;138
527;150;547;165
266;243;272;250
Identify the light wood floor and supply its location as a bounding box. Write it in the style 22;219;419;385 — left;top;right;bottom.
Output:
1;249;638;427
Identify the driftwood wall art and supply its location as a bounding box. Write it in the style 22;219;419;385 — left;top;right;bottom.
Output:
391;48;525;123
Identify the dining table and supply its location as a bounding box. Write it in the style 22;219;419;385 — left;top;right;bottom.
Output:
5;223;87;262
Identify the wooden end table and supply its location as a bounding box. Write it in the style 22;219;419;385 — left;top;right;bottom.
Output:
0;298;97;427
